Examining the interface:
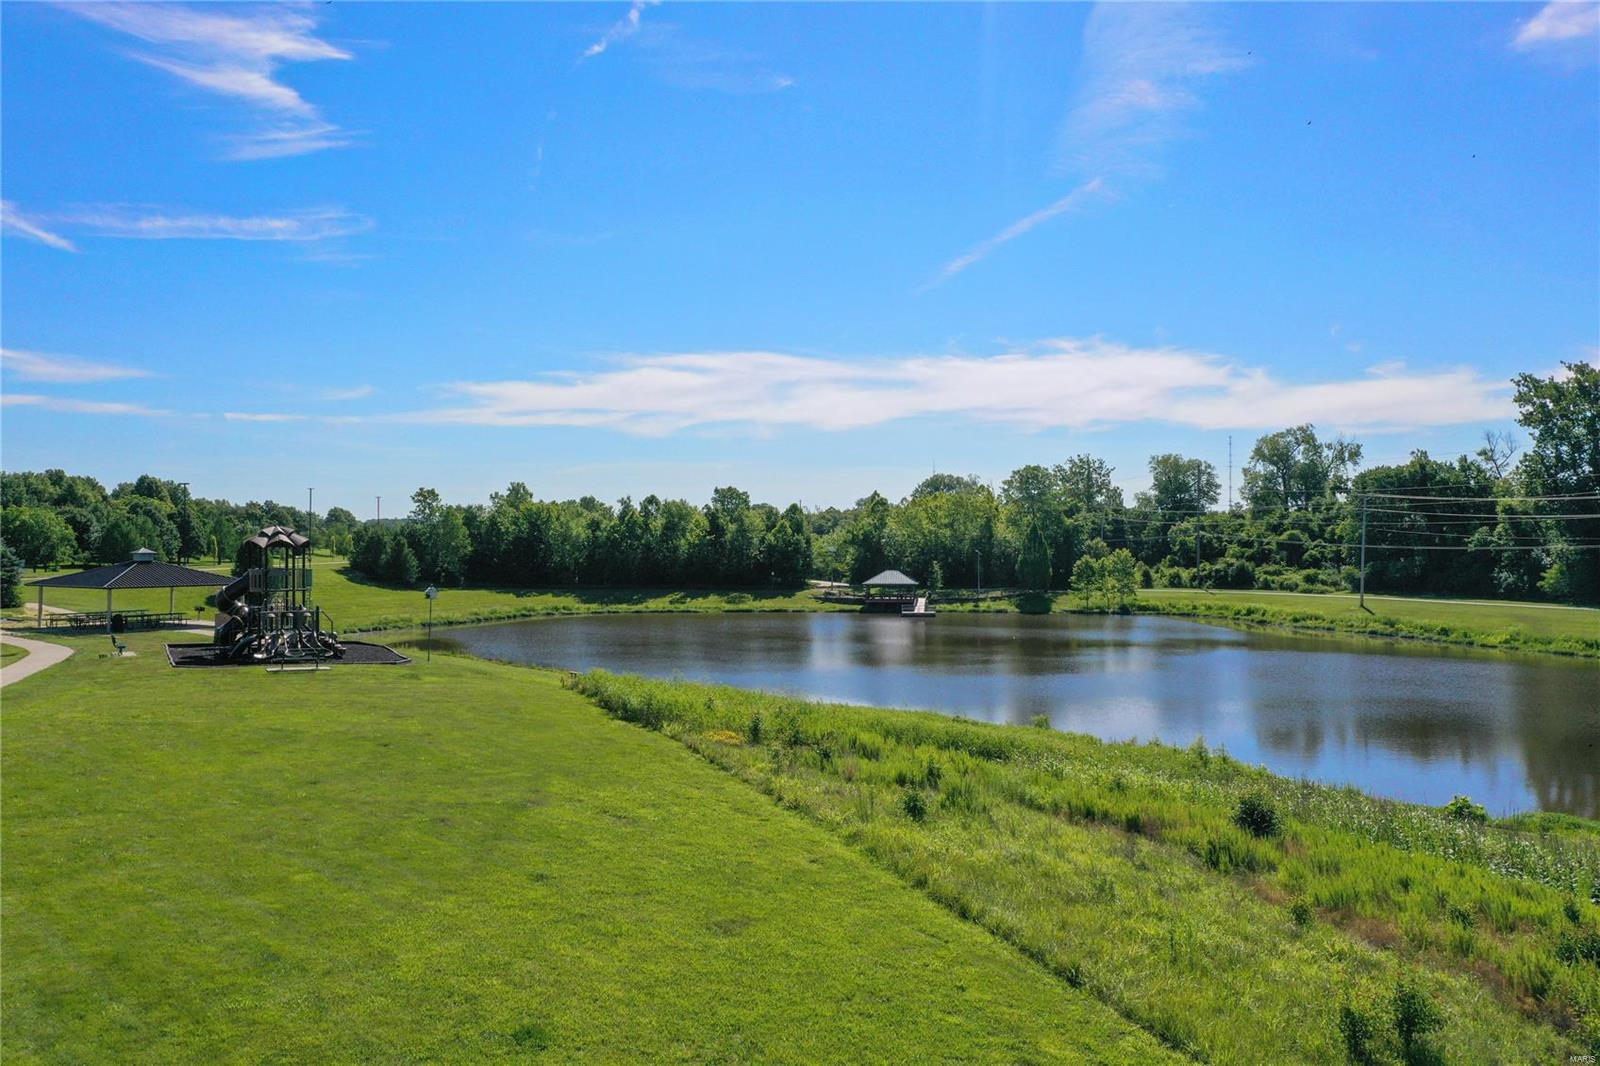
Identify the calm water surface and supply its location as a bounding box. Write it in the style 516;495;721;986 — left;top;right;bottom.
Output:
440;612;1599;817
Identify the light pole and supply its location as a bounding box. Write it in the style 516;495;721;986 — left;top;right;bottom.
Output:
307;488;315;545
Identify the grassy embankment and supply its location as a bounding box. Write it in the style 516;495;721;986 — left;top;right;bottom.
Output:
1;628;1172;1064
934;586;1600;657
575;670;1600;1063
0;641;28;667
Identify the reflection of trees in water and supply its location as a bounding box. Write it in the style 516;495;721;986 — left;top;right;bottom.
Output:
1512;664;1599;818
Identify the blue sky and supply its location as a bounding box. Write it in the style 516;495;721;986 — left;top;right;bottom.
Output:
3;1;1597;514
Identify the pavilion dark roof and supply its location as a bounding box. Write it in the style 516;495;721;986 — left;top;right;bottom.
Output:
861;569;919;587
28;560;231;591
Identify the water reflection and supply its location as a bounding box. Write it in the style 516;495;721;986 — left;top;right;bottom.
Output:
446;612;1600;817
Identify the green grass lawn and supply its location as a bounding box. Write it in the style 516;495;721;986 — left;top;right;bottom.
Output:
1136;587;1600;642
19;554;844;632
1;630;1172;1064
0;641;28;667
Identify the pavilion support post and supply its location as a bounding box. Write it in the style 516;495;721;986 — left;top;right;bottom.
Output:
107;589;113;633
37;586;44;627
170;587;176;616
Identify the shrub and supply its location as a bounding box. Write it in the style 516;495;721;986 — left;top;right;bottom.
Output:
900;789;928;822
1233;790;1282;838
1029;713;1051;730
1392;976;1442;1057
746;711;765;745
1290;898;1313;928
1443;794;1488;824
1337;1002;1382;1065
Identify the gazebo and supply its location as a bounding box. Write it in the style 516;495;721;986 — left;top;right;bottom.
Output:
860;569;920;603
27;548;231;631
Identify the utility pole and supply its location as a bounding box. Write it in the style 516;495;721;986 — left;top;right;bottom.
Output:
376;496;381;524
1227;436;1233;512
1358;494;1368;609
307;488;314;541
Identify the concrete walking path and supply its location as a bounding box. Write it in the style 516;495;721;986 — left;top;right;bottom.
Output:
0;632;75;689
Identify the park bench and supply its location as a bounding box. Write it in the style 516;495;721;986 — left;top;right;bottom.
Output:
109;635;127;657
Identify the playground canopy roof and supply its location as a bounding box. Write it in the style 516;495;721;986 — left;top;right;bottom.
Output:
861;569;919;587
28;559;231;591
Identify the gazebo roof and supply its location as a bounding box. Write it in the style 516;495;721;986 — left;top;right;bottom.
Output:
861;569;919;587
28;560;231;591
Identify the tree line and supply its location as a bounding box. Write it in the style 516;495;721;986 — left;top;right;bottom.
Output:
2;362;1594;605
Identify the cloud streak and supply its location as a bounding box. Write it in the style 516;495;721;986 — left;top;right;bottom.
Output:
583;0;659;58
373;340;1510;436
49;205;371;242
223;412;307;423
1;201;77;252
933;178;1108;283
2;393;167;417
1;347;151;384
1512;1;1600;48
70;3;354;159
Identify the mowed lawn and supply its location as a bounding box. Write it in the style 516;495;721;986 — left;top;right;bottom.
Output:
1135;586;1600;642
16;554;843;632
1;630;1172;1064
0;641;29;667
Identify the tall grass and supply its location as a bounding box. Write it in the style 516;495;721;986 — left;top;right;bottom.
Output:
570;671;1600;1062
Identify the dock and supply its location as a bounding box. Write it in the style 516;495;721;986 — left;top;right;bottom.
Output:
901;596;936;618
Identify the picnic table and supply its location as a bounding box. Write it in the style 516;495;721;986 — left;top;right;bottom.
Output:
44;610;191;631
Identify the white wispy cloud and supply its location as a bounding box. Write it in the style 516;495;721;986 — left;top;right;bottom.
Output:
53;206;371;242
373;340;1509;436
1;201;77;252
582;12;792;93
223;412;308;423
1;347;151;384
932;178;1109;284
932;5;1246;286
1057;3;1250;180
319;385;375;401
70;3;354;160
2;393;167;416
1513;1;1600;49
583;0;660;58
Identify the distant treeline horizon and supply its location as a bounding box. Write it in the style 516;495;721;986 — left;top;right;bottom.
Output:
2;363;1595;605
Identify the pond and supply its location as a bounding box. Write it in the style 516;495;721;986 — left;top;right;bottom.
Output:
436;612;1600;817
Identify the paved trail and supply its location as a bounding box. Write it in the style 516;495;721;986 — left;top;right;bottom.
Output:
0;632;75;689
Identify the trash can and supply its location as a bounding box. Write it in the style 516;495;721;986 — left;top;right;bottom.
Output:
110;613;127;633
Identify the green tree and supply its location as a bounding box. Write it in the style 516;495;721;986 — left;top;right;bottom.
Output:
1071;555;1103;607
1512;361;1600;602
384;537;421;586
0;545;22;608
1145;453;1221;515
1055;454;1124;513
1016;522;1052;591
1242;425;1362;512
1;506;77;568
1103;548;1138;609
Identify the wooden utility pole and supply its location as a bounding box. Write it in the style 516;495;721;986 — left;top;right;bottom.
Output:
1358;494;1368;609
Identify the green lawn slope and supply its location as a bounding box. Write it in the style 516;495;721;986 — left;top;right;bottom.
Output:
1;630;1171;1064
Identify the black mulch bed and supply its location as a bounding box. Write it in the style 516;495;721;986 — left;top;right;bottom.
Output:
166;641;411;667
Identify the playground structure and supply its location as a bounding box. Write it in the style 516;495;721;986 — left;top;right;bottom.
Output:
214;525;345;663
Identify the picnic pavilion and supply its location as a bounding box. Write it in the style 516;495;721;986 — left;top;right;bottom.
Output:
859;568;921;604
27;548;230;632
